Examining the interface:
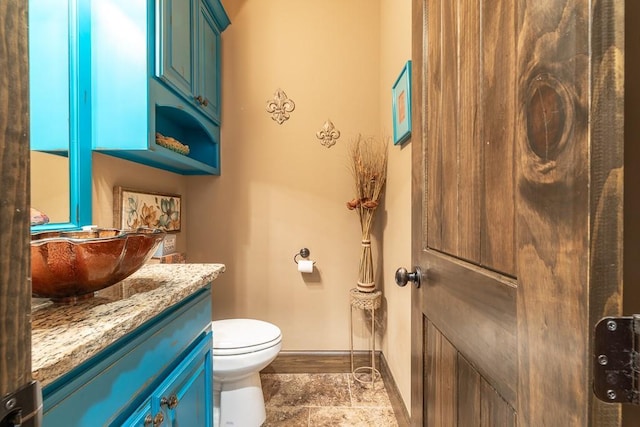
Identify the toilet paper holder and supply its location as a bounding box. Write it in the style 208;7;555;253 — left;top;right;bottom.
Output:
293;248;315;265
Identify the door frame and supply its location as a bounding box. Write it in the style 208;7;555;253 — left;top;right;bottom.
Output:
0;0;32;400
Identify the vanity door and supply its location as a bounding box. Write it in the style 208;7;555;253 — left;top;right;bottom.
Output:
150;332;213;427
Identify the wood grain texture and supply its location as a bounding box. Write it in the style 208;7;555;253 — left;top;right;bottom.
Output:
425;320;457;427
516;1;604;425
457;354;480;427
588;4;624;424
410;293;425;426
457;0;481;264
440;0;458;257
623;1;640;424
425;0;442;251
0;0;31;396
459;353;516;427
480;0;516;275
426;0;516;274
480;380;515;427
424;250;517;406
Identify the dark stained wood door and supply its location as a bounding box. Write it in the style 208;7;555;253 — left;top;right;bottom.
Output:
409;0;632;425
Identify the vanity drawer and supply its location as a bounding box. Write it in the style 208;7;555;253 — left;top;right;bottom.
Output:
42;285;212;426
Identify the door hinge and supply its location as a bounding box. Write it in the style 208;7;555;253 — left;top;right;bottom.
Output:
593;315;640;404
0;381;42;427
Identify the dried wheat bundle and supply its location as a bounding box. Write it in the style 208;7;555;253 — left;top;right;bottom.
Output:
346;135;388;291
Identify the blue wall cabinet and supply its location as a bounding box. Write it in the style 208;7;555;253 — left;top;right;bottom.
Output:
41;286;213;426
92;0;230;175
157;0;225;124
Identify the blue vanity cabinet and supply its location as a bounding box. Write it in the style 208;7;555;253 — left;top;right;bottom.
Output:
41;286;213;426
156;0;226;124
91;0;230;175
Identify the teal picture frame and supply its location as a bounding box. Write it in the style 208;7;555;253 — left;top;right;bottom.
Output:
392;60;412;145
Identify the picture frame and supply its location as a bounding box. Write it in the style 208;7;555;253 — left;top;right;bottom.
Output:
113;186;182;232
391;60;412;145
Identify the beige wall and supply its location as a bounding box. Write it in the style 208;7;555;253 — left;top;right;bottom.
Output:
379;0;412;413
187;0;412;411
91;153;189;253
31;151;70;223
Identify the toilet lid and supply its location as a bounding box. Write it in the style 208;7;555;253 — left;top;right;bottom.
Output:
212;319;282;355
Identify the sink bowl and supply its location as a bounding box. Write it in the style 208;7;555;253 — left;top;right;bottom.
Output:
31;228;166;303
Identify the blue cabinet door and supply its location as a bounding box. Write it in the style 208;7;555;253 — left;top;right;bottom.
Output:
156;0;195;102
151;332;213;427
121;400;152;426
156;0;223;124
197;2;222;123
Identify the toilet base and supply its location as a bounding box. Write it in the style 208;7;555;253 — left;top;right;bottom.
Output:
214;372;266;427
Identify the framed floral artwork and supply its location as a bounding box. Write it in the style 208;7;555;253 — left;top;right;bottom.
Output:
114;187;182;232
392;60;412;145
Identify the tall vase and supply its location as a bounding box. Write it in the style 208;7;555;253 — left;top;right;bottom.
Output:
356;238;375;293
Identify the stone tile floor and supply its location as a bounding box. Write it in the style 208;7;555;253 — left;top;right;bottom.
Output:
260;373;399;426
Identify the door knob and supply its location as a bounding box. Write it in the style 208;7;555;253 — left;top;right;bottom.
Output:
395;267;422;288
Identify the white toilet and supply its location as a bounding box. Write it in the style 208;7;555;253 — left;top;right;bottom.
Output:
211;318;282;427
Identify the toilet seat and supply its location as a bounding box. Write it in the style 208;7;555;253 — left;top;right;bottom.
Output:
212;319;282;356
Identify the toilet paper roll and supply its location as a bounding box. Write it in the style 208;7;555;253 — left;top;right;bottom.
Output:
297;260;314;273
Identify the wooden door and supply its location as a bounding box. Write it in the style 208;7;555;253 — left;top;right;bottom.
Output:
409;0;632;425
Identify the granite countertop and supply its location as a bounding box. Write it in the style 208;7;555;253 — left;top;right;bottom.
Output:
31;263;225;387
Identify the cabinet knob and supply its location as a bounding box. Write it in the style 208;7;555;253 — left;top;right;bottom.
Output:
144;414;153;426
153;412;164;426
194;95;209;107
160;394;179;409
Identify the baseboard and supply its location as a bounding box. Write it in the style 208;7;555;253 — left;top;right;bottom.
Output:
261;350;410;426
379;353;411;427
260;350;378;374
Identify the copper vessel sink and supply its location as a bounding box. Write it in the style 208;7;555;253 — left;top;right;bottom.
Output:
31;228;166;303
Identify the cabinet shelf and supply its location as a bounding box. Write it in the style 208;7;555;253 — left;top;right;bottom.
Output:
97;101;220;175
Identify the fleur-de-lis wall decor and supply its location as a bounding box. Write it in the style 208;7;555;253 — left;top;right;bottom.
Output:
316;119;340;148
266;89;296;124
